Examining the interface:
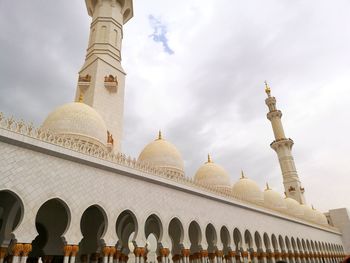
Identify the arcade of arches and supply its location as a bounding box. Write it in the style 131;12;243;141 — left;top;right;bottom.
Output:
0;191;346;263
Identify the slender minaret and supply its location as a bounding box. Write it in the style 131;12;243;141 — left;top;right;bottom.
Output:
264;82;306;204
75;0;133;152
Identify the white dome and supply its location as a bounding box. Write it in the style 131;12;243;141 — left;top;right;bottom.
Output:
263;185;287;211
194;155;231;190
42;102;107;145
232;173;263;204
284;197;304;217
301;205;318;222
138;132;184;177
314;209;329;226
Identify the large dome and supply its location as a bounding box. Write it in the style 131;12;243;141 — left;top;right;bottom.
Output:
263;184;287;211
232;172;263;204
42;102;108;145
194;155;231;190
138;132;184;177
284;197;304;217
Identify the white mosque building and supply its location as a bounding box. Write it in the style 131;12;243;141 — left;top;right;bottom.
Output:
0;1;349;263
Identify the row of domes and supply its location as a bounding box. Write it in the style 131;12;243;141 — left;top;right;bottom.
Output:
135;131;328;227
41;102;328;227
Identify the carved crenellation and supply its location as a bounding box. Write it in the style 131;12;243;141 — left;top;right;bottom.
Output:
0;112;336;228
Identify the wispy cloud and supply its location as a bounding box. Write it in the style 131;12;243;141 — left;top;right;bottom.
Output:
148;15;174;55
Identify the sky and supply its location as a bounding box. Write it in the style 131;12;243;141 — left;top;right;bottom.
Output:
0;0;350;212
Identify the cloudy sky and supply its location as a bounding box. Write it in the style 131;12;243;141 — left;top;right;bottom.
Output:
1;0;350;212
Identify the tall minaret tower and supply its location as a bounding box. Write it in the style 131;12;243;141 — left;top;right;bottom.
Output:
75;0;134;152
264;82;306;204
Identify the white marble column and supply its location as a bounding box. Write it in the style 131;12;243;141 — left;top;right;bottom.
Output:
69;245;79;263
20;244;32;263
182;249;190;263
12;244;23;263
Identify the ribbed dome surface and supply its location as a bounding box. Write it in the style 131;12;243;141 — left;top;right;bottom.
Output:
263;187;287;211
285;197;304;217
232;174;263;204
138;133;184;177
315;210;328;226
301;205;318;222
194;157;231;189
42;102;107;145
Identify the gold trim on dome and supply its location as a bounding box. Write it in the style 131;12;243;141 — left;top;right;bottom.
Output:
78;93;84;103
156;130;162;140
206;154;212;163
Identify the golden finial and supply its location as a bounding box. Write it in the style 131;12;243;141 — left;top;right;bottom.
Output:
265;182;270;190
264;81;271;97
240;170;245;179
157;130;162;140
206;154;212;163
312;205;315;210
78;93;84;103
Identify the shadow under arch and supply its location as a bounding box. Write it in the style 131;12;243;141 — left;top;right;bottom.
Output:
205;223;217;253
233;228;242;252
0;190;24;247
78;204;108;261
30;198;71;260
168;217;184;256
116;210;138;255
144;213;163;258
220;226;231;254
189;221;202;254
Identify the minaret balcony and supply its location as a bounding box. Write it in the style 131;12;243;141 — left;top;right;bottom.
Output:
78;74;91;92
267;110;282;120
104;75;118;93
270;138;294;151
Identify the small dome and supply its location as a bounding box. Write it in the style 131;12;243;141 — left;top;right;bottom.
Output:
138;131;184;177
194;155;231;190
232;172;263;204
314;208;328;226
263;184;287;211
284;197;304;217
301;205;318;222
42;102;107;145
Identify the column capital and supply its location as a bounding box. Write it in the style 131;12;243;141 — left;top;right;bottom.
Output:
22;244;32;256
208;253;216;259
226;251;235;259
103;246;111;257
12;243;24;257
159;248;170;257
110;247;116;256
181;249;190;257
266;252;274;259
200;250;208;257
71;245;79;257
134;247;146;257
216;250;224;257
